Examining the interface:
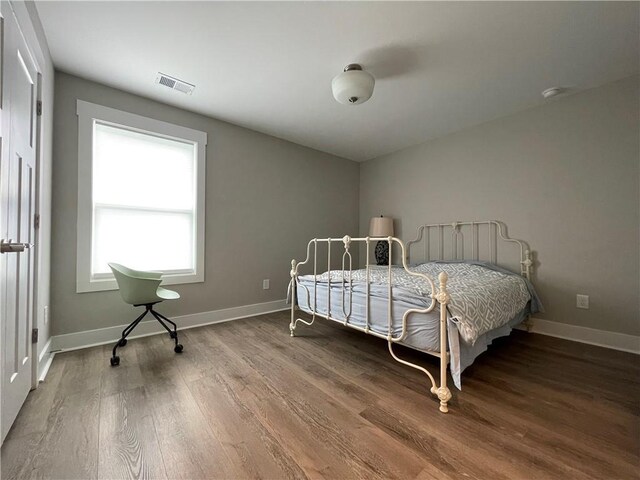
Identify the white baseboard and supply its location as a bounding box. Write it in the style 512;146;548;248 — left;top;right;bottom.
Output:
37;337;55;382
49;299;289;355
517;317;640;354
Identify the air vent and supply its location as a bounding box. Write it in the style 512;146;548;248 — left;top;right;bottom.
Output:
155;72;195;95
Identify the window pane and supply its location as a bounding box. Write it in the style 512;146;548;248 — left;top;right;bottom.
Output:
93;122;196;210
92;206;194;275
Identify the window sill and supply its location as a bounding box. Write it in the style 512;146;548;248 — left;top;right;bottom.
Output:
76;271;204;293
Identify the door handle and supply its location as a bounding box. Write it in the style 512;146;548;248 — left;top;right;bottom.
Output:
0;239;33;254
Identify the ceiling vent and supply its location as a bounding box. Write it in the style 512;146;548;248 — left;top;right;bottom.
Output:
155;73;195;95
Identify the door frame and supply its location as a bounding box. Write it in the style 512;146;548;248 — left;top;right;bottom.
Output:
0;3;4;445
30;70;42;389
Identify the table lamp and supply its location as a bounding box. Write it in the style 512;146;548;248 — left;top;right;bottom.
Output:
369;216;394;265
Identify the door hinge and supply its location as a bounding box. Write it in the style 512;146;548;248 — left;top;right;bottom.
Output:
34;213;40;230
32;328;39;344
36;100;42;116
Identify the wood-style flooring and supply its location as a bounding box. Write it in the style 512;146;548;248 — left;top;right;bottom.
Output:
1;311;639;479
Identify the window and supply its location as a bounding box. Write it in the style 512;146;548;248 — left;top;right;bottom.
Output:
76;100;206;292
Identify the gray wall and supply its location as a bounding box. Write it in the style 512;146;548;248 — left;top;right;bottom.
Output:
52;72;359;335
360;75;640;336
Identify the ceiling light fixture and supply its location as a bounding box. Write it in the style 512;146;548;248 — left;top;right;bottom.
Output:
332;64;375;105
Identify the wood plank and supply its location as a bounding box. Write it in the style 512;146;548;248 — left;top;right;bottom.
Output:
54;345;105;399
196;327;399;479
100;340;146;397
134;331;237;480
15;388;100;479
2;350;68;441
188;368;308;479
98;386;167;480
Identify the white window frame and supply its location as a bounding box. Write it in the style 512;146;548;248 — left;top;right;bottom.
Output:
76;100;207;293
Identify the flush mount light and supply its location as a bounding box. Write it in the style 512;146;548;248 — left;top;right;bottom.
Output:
332;64;375;105
542;87;564;99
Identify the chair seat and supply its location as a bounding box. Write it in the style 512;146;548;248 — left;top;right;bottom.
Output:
157;287;180;301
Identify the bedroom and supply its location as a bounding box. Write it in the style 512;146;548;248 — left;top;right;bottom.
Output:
0;1;638;479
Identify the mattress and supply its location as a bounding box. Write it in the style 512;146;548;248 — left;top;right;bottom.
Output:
294;261;542;389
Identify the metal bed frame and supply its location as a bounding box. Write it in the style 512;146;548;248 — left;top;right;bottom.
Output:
289;220;533;413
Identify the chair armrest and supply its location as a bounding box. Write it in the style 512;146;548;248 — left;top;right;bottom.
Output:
108;263;163;281
119;277;163;305
128;270;163;281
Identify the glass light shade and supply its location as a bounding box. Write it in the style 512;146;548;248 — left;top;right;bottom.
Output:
332;69;375;105
369;216;394;237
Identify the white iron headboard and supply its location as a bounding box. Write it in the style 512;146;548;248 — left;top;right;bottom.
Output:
406;220;533;279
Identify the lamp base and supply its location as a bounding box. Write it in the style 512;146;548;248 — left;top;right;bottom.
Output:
375;241;389;266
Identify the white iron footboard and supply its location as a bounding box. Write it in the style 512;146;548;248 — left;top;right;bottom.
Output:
289;235;453;413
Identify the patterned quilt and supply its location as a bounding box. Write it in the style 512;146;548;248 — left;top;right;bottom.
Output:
300;262;531;345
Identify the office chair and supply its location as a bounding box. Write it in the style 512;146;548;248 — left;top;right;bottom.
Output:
108;263;183;366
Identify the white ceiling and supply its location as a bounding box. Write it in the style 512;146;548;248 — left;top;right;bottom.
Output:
36;1;639;161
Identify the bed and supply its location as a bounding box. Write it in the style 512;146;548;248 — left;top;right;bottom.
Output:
288;220;542;413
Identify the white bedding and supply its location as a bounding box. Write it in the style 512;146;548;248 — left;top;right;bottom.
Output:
301;262;531;345
294;261;541;389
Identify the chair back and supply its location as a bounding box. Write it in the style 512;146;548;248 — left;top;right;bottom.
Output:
108;263;163;305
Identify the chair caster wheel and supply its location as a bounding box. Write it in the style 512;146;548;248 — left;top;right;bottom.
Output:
169;332;177;339
174;344;183;353
110;356;120;366
118;339;127;347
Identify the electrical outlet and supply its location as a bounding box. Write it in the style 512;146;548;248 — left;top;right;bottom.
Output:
263;279;270;290
44;305;49;324
576;294;589;309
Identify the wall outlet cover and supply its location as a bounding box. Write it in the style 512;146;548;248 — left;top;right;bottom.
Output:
576;294;589;309
263;279;270;290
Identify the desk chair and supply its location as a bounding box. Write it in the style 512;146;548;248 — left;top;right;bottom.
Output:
109;263;183;366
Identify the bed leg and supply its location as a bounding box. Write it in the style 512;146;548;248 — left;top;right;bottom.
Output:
290;259;297;337
436;386;452;413
435;271;452;413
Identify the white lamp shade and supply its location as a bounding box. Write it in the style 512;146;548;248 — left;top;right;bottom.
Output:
332;69;375;105
369;216;394;237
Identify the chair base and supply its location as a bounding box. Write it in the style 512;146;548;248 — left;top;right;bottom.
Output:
110;304;183;366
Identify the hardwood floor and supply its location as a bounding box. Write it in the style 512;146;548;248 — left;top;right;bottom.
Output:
2;311;639;479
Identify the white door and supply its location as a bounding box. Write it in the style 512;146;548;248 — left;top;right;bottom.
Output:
0;5;38;442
